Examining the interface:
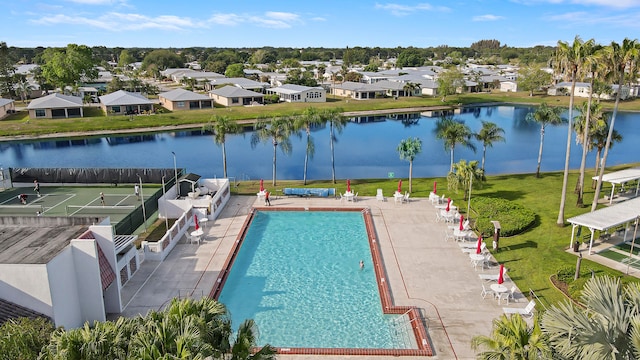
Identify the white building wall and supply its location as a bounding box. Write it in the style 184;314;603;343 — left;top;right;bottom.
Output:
90;224;122;314
0;263;53;318
47;247;84;328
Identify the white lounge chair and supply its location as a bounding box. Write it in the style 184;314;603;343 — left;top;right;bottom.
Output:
402;192;410;203
376;189;384;202
353;192;358;202
503;300;536;319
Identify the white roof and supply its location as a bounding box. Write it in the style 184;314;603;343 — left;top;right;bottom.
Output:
568;197;640;231
269;84;323;94
27;93;83;109
0;98;14;107
592;167;640;185
209;86;263;98
99;90;154;106
159;88;210;101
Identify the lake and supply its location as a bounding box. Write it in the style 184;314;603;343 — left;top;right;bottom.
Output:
0;105;637;181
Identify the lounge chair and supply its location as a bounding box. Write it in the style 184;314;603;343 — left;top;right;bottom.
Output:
402;192;410;203
376;189;384;202
353;192;359;202
503;300;536;319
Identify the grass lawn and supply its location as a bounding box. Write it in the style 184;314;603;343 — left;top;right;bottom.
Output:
232;164;640;306
3;91;640;138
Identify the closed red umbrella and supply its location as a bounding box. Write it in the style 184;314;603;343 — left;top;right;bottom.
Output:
433;181;437;194
476;235;483;254
397;179;402;193
347;179;351;193
445;198;451;212
260;179;264;192
498;264;505;284
459;215;465;231
194;215;199;231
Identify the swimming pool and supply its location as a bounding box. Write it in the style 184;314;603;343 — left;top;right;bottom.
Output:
212;208;431;356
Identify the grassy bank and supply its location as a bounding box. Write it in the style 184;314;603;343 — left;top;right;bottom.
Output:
3;91;640;138
233;164;640;305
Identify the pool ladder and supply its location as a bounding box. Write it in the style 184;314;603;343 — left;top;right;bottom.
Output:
389;310;417;349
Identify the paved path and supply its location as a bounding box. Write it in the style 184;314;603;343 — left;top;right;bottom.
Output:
119;195;531;359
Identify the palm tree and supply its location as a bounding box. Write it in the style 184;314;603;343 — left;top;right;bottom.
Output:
14;80;33;103
325;108;347;184
475;121;505;175
251;116;294;186
592;38;639;212
525;103;566;178
555;36;594;225
472;313;551;360
396;137;422;193
541;276;640;359
402;82;419;97
446;159;483;201
229;319;276;360
295;107;324;185
591;121;623;187
574;41;601;207
206;115;241;178
434;117;476;173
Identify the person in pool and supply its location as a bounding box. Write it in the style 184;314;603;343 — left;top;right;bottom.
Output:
359;260;364;269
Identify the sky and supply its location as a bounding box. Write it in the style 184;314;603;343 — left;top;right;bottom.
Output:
2;0;640;49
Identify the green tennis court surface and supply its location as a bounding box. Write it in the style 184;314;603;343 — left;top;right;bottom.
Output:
0;185;161;225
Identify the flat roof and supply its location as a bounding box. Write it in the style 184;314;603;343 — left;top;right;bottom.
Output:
592;167;640;184
567;197;640;231
0;218;93;264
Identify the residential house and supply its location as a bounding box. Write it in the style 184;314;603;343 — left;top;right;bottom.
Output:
209;86;264;107
0;216;139;329
158;88;213;111
548;81;630;100
27;93;84;119
266;84;326;103
331;81;386;99
205;77;270;93
375;80;421;98
0;98;15;120
99;90;154;115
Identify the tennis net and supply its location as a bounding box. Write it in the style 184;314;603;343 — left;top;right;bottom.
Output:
0;204;45;215
66;205;136;216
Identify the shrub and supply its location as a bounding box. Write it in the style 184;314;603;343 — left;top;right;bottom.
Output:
471;197;536;237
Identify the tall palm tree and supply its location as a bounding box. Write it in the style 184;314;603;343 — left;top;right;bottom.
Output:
402;82;419;97
325;108;347;184
541;276;640;359
295;107;324;185
14;80;33;103
555;36;594;226
574;100;606;197
525;103;566;178
206;115;241;178
472;313;551;360
591;121;623;187
592;38;639;212
574;40;600;207
435;117;476;173
396;137;422;193
251;116;294;186
475;121;505;175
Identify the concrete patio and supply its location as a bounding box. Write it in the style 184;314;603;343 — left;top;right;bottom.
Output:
117;194;533;360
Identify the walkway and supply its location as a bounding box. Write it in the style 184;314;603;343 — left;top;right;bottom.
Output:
118;195;529;360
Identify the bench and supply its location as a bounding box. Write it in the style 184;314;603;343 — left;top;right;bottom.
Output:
282;188;336;197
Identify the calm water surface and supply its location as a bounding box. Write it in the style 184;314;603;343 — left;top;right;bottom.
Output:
0;105;637;180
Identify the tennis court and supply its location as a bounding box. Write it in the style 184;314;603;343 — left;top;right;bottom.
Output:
0;184;162;232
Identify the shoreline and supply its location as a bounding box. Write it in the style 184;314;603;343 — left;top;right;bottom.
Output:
0;105;466;143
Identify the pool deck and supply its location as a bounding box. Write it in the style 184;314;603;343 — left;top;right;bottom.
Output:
118;195;530;360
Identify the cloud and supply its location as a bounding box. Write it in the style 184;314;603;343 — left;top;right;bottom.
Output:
311;17;326;21
209;11;302;28
31;12;199;31
374;3;450;16
472;14;505;21
510;0;640;9
64;0;128;5
547;10;640;28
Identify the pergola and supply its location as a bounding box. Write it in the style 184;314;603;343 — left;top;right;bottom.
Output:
567;197;640;254
593;167;640;205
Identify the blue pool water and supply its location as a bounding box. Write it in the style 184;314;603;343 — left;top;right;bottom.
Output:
217;210;409;349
